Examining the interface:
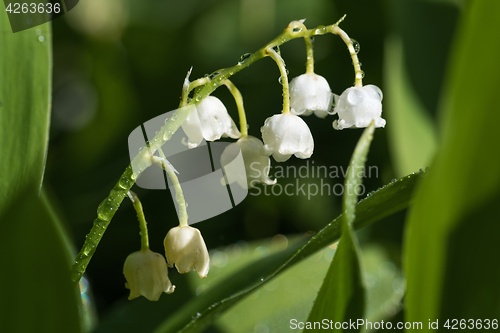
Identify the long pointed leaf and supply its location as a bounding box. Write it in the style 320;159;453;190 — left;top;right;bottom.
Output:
404;0;500;324
153;169;425;333
305;123;375;331
0;188;82;333
0;13;52;215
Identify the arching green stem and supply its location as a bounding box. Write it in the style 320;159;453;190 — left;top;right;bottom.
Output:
127;191;149;251
189;77;211;93
151;155;189;227
328;24;363;87
266;47;290;114
180;69;212;106
304;36;315;74
223;80;248;137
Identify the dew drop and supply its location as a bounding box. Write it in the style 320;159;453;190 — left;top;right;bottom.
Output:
351;39;360;54
209;71;221;80
347;88;364;105
163;130;173;141
278;76;285;85
356;71;365;80
238;53;251;65
83;244;92;256
164;117;169;124
118;177;131;189
272;45;280;54
38;36;45;42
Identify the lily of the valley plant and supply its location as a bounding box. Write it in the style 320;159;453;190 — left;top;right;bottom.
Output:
71;16;386;301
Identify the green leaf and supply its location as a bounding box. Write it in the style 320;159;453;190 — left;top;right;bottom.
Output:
404;0;500;323
207;243;402;332
0;12;52;216
153;169;425;333
384;36;438;177
305;124;374;331
0;188;82;333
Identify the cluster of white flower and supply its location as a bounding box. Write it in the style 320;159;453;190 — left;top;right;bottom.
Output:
290;72;385;130
180;76;385;189
123;224;209;301
119;19;387;302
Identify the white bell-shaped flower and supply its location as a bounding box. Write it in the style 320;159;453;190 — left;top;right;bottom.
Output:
220;135;276;189
261;113;314;162
182;96;241;148
332;85;386;130
163;225;210;278
123;249;175;301
290;73;333;118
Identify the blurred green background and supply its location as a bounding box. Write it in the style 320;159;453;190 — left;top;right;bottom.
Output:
6;0;495;332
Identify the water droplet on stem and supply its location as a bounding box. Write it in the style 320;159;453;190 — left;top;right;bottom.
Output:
351;39;360;54
238;53;251;64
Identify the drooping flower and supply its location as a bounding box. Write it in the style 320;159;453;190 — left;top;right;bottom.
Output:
290;73;333;118
332;85;386;130
182;96;241;148
164;225;210;278
261;113;314;162
220;135;276;189
123;249;175;301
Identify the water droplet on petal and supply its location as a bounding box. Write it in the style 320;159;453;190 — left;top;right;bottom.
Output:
347;88;364;106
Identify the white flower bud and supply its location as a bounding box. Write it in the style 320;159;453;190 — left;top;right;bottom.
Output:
332;85;386;130
220;135;276;189
123;249;175;301
290;73;333;118
182;96;241;148
163;225;210;278
260;113;314;162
